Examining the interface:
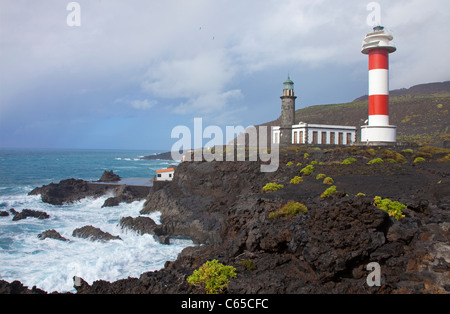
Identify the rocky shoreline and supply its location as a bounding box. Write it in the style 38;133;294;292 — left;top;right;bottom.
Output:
1;146;449;294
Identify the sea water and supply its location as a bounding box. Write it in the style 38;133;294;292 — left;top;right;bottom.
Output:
0;148;192;293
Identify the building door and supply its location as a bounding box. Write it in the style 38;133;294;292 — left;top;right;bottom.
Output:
299;131;303;144
338;132;343;145
321;132;327;145
330;132;335;145
347;133;352;144
312;131;318;144
294;132;298;144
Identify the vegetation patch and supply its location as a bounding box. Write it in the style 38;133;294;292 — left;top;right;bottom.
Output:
437;154;450;162
269;201;308;219
262;183;284;193
419;146;450;155
316;173;326;180
413;157;426;163
323;177;334;185
402;149;414;154
321;185;338;198
367;158;384;165
373;196;406;220
187;260;237;294
381;150;406;163
356;193;366;197
290;176;303;184
300;165;315;176
341;157;357;165
286;161;294;166
239;259;256;272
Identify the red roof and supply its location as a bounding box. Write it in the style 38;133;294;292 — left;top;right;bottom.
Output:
156;168;175;174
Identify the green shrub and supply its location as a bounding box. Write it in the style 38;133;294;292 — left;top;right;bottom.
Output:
367;158;384;165
323;177;334;185
321;185;338;198
402;149;414;154
413;157;426;163
373;196;406;220
286;161;294;166
303;153;309;159
187;260;237;294
290;176;303;184
262;183;284;193
356;192;366;197
419;146;450;155
296;162;303;167
300;165;315;176
341;157;357;165
239;259;256;271
437;154;450;162
382;149;406;163
316;173;326;180
310;160;318;165
269;201;308;219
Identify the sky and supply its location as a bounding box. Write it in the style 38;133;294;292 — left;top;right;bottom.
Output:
0;0;449;150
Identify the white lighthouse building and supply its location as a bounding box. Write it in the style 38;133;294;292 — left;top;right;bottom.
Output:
360;26;397;144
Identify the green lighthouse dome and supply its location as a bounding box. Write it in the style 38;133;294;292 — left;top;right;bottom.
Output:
283;75;294;90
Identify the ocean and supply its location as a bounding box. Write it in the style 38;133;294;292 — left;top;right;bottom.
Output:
0;148;193;293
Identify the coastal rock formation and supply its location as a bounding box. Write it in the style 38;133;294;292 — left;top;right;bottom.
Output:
97;170;121;182
38;229;69;242
10;208;50;221
102;185;150;208
75;146;449;294
28;178;109;205
119;216;170;244
72;225;121;242
29;177;151;207
5;145;450;294
0;280;46;294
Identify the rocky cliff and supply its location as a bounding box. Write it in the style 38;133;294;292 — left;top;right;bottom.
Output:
76;145;450;294
4;145;449;294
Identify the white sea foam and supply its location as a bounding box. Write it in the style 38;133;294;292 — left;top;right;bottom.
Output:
0;193;193;293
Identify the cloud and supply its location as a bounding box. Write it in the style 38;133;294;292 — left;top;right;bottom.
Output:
172;89;243;115
130;99;157;110
0;0;449;149
142;50;241;115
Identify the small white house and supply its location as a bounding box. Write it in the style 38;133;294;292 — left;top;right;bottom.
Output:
155;168;175;181
273;123;357;145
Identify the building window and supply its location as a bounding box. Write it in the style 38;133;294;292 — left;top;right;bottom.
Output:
169;173;172;178
294;132;298;144
299;131;303;144
321;132;327;145
338;132;343;145
312;131;318;144
330;132;335;145
157;174;161;178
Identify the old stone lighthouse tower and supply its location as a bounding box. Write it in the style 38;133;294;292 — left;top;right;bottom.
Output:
279;76;297;145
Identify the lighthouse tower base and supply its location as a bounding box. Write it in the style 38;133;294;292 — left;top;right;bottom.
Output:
361;125;397;145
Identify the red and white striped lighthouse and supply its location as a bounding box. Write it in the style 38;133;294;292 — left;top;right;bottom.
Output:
361;26;397;144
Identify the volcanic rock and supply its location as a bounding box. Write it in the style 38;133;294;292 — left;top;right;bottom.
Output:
97;170;121;182
72;225;121;242
120;216;170;244
28;178;110;205
38;229;69;242
10;209;50;221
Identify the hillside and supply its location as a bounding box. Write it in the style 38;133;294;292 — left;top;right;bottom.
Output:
263;81;450;146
